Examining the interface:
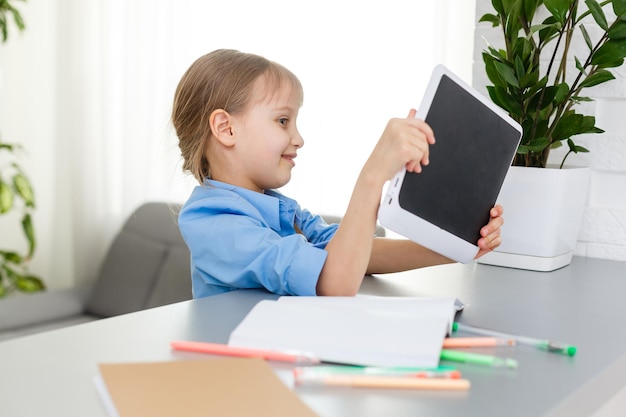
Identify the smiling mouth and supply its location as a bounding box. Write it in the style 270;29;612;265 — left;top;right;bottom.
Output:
282;154;296;166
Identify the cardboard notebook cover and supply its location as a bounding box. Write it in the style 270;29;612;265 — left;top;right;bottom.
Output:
95;357;318;417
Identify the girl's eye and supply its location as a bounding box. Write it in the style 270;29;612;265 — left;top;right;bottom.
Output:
278;118;288;126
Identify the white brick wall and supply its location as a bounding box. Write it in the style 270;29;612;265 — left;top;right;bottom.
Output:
474;1;626;262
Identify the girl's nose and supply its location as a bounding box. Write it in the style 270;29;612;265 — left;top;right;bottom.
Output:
294;131;304;148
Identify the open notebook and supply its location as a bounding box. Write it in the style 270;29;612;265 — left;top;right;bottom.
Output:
228;295;457;368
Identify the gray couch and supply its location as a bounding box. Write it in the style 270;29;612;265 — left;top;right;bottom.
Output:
0;202;192;341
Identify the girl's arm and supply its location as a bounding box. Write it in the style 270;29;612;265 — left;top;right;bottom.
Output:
367;204;504;274
316;109;435;296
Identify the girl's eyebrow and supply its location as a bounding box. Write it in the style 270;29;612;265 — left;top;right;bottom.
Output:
272;105;298;114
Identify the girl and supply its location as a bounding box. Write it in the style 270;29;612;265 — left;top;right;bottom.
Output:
173;49;503;298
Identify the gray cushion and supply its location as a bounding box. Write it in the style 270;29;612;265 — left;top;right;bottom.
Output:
145;245;192;309
84;202;192;317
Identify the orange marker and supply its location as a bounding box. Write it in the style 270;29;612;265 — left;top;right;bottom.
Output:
171;340;321;364
443;337;516;348
295;374;471;390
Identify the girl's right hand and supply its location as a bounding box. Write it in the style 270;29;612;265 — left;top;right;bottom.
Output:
365;109;436;183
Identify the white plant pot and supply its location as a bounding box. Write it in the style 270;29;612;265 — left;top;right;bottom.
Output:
477;165;590;271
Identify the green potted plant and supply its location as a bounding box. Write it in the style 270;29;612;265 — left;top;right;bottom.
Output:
476;0;626;271
0;0;44;296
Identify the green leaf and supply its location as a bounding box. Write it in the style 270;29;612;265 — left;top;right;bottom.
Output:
585;0;609;31
494;61;520;87
15;275;45;293
608;20;626;39
492;0;505;15
539;16;561;44
544;0;573;25
580;69;616;88
591;39;626;66
552;111;603;141
580;24;593;49
523;0;543;22
0;179;14;214
567;138;590;153
575;56;585;72
519;69;540;89
12;172;35;208
487;85;523;116
554;82;570;103
479;13;500;26
613;0;626;16
22;213;36;258
0;251;22;263
525;137;551;152
483;52;508;88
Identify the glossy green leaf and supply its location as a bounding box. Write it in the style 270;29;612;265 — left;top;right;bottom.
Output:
585;0;609;31
0;251;22;263
12;172;35;208
494;61;520;87
608;20;626;39
544;0;573;25
479;13;500;26
15;275;45;292
525;137;551;152
487;85;523;116
591;39;626;66
554;82;570;103
524;0;543;22
539;16;561;44
0;179;13;214
22;213;36;258
580;69;616;88
492;0;505;15
613;0;626;16
580;24;593;49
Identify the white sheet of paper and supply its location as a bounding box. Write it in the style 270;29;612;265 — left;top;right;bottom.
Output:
228;296;454;368
277;295;457;333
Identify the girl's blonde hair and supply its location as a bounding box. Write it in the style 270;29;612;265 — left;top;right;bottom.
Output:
172;49;303;184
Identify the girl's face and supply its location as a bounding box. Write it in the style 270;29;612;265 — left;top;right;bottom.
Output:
228;76;304;193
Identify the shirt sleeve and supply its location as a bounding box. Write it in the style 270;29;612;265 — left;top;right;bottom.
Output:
179;194;329;298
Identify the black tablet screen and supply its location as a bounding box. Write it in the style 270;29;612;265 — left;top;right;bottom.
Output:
398;74;520;244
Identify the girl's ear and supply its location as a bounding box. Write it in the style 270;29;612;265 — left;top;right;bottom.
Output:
209;109;235;147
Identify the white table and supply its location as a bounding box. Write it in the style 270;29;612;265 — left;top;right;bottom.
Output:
0;256;625;417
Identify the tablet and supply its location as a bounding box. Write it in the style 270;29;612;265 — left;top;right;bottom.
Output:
377;65;522;263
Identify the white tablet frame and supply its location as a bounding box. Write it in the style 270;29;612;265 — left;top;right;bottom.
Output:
377;65;522;263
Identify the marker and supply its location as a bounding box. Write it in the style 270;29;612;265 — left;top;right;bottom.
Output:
293;365;461;379
294;374;471;390
440;349;518;368
170;340;321;364
453;322;577;357
443;337;515;348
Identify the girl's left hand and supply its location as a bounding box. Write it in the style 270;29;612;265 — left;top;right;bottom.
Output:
475;205;504;259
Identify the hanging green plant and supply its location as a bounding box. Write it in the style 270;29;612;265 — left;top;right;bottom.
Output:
0;143;43;297
0;0;44;297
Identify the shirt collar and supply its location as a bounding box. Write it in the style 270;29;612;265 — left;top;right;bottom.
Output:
204;179;298;232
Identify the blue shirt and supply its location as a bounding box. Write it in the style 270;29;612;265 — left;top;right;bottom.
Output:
178;180;338;298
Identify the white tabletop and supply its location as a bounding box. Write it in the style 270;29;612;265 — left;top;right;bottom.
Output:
0;256;625;417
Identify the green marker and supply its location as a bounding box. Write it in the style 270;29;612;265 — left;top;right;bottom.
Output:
440;349;518;369
453;322;577;357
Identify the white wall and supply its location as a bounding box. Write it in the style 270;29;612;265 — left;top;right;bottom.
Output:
473;1;626;262
0;0;478;289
